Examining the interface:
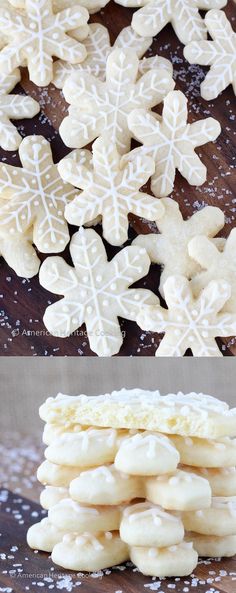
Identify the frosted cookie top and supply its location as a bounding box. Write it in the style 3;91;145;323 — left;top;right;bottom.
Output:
39;389;236;438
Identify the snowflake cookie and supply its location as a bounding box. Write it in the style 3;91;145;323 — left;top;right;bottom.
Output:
0;0;89;86
115;0;227;44
39;227;158;356
8;0;109;16
133;198;225;295
189;229;236;314
53;23;172;88
59;48;175;155
0;136;77;255
128;90;221;197
137;275;236;357
0;223;40;277
184;9;236;100
59;135;164;247
0;70;40;151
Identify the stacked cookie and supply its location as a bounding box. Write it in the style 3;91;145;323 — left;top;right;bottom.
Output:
27;390;236;576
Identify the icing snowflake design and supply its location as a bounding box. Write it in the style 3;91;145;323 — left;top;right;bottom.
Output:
0;0;89;86
0;224;40;278
137;275;236;357
133;198;225;295
59;135;164;247
9;0;109;16
189;229;236;314
114;0;227;45
59;48;174;155
0;135;77;253
0;69;40;151
184;9;236;100
53;23;172;88
128;90;221;197
39;227;158;356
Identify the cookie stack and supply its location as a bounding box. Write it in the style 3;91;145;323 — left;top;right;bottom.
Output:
27;390;236;576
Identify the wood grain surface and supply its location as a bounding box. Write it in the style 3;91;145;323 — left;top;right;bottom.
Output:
0;1;235;356
1;490;236;593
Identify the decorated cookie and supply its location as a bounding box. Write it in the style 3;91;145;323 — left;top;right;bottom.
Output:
59;48;174;154
127;91;221;197
115;0;226;44
42;422;84;445
170;435;236;468
146;468;212;510
40;486;69;509
0;136;77;255
0;225;40;278
182;497;236;536
185;467;236;497
37;460;84;487
52;531;129;572
9;0;109;16
186;532;236;557
184;10;236;100
27;517;67;552
133;199;224;295
59;135;164;247
189;230;236;314
45;428;120;466
137;275;236;357
0;70;39;151
0;0;89;86
39;228;158;357
48;498;121;532
114;431;180;475
130;541;198;578
69;464;144;505
120;502;184;547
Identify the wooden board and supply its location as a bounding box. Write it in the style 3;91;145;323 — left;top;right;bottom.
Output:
1;489;236;593
0;1;235;356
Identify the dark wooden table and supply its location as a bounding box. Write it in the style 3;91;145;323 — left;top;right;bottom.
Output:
0;1;235;356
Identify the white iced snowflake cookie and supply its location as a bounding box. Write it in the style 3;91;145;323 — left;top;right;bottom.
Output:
59;135;164;247
120;502;184;547
187;467;236;497
0;0;89;86
0;136;77;255
59;48;174;155
40;486;69;509
186;532;236;557
137;275;236;357
27;517;67;552
130;541;198;578
52;531;129;572
133;198;225;296
184;10;236;100
37;460;84;487
0;70;39;151
127;90;221;197
48;498;121;533
39;227;158;357
9;0;109;16
115;0;227;44
0;225;40;278
146;468;212;510
69;464;144;505
45;428;121;466
189;229;236;314
182;497;236;536
114;431;180;475
170;435;236;468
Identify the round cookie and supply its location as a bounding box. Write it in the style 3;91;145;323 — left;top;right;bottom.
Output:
184;466;236;497
52;531;129;572
37;460;84;487
43;422;85;445
115;431;180;476
186;532;236;558
45;428;120;467
145;469;211;511
48;498;121;533
182;497;236;536
170;435;236;467
27;517;66;553
120;502;184;547
130;542;198;578
40;486;69;509
69;464;144;505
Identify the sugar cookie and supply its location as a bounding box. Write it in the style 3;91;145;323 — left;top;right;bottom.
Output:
186;532;236;558
0;0;89;86
48;498;121;533
0;225;40;278
40;486;69;509
9;0;109;16
39;390;236;439
60;135;164;247
0;70;40;151
59;48;174;155
42;422;84;445
169;435;236;468
114;431;179;475
45;428;121;467
182;497;236;536
39;228;158;357
69;464;144;505
130;541;198;578
120;502;184;547
52;531;129;572
137;276;236;357
27;517;66;553
184;10;236;100
185;466;236;497
37;460;84;487
146;469;211;511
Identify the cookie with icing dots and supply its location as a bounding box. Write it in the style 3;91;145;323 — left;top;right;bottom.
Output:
27;517;67;552
37;460;84;487
130;541;198;578
145;469;212;511
52;531;129;572
185;532;236;558
48;498;121;533
40;486;69;509
184;466;236;497
182;497;236;536
169;435;236;468
114;431;180;475
120;502;184;548
69;464;144;505
45;428;122;467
